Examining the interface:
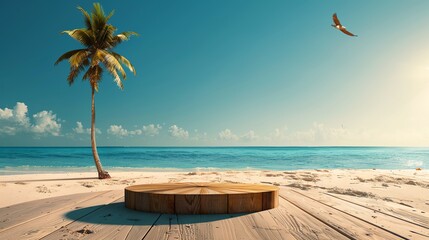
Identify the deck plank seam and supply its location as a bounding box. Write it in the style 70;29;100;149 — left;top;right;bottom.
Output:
141;213;162;240
410;230;429;238
324;192;429;230
0;190;112;234
39;193;124;240
279;194;356;240
287;190;410;240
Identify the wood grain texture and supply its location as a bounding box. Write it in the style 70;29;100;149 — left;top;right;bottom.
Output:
279;189;411;239
0;190;122;240
272;197;349;240
0;191;105;232
125;183;279;214
300;190;429;239
324;192;429;229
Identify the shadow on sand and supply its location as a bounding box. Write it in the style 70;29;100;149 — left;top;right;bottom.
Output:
65;202;249;226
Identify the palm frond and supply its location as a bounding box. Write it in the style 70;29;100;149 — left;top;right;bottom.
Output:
118;31;138;39
62;29;94;47
69;50;90;67
55;49;85;65
106;66;122;89
111;31;138;47
106;9;115;22
97;24;116;49
84;65;103;81
67;56;89;85
110;51;136;75
67;64;86;85
88;50;122;89
77;6;92;30
91;3;108;33
97;50;126;89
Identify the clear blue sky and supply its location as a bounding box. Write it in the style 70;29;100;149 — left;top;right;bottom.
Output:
1;0;429;146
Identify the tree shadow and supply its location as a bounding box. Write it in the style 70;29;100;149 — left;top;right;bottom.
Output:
65;202;249;226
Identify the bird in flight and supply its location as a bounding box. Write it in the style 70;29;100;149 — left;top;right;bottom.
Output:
332;13;357;37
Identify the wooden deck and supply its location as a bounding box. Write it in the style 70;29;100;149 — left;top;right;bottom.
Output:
0;187;428;240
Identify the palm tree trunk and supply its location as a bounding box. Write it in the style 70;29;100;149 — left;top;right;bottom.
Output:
91;86;111;179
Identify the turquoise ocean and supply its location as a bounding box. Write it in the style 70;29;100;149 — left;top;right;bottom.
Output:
0;147;427;175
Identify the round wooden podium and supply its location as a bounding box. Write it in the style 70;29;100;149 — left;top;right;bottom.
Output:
125;182;279;214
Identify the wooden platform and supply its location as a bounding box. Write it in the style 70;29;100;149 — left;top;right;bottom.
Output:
0;187;428;240
125;183;279;214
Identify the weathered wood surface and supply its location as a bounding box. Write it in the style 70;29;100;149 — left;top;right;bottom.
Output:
285;189;429;238
0;186;428;240
125;183;279;214
0;191;122;240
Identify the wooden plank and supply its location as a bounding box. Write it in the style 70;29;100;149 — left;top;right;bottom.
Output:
144;209;297;240
298;190;429;239
280;188;410;239
142;214;180;240
42;196;160;240
0;191;105;232
324;192;429;229
0;190;122;240
175;211;295;240
271;197;349;240
124;214;162;240
177;214;216;240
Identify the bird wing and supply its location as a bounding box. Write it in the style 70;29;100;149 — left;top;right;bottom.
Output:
333;13;341;26
340;28;357;37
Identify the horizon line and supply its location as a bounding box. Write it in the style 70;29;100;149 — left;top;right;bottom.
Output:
0;145;428;148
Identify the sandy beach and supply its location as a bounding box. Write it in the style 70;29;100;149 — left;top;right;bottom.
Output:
1;169;428;210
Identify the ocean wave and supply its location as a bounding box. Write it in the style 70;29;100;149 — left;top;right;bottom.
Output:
405;160;423;167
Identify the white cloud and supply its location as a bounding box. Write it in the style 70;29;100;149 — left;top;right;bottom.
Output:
0;108;13;119
74;121;101;135
107;125;129;137
107;123;163;138
169;125;189;139
14;102;30;127
0;102;61;137
281;122;371;146
0;126;16;135
142;124;162;136
241;130;258;141
0;102;30;127
218;129;239;141
31;111;61;136
129;129;142;135
74;122;86;134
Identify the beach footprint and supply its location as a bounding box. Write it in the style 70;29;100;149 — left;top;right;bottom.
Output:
36;185;51;193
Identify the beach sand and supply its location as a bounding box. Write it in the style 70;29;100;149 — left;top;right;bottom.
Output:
1;169;428;210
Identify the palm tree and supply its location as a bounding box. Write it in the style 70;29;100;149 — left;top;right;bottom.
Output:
55;3;137;179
